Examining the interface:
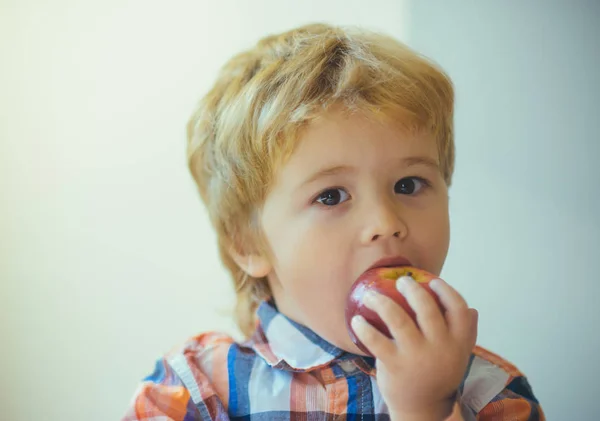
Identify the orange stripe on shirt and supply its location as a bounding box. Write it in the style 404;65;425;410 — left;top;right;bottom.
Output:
209;339;232;408
290;373;308;420
324;368;349;415
134;383;190;421
477;395;536;421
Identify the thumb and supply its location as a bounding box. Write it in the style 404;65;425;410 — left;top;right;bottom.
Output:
468;308;479;347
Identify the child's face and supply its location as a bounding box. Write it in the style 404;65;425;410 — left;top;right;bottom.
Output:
259;108;450;354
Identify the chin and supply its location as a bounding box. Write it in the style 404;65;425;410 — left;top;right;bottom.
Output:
321;329;369;356
342;341;370;356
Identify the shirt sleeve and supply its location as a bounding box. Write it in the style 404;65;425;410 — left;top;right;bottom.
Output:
476;376;545;421
122;332;236;421
121;358;202;421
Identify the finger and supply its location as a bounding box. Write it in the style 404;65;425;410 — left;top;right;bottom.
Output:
363;290;422;349
467;308;479;349
429;279;474;343
397;276;447;340
351;315;396;358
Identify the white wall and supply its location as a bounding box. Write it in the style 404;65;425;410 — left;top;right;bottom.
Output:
0;1;409;420
2;1;598;420
406;1;600;420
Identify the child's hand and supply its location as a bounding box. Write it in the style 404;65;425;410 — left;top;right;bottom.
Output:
351;276;478;421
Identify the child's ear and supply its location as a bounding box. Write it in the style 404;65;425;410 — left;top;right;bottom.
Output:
229;249;272;278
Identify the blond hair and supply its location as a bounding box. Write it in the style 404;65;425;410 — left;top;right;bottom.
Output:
186;23;455;337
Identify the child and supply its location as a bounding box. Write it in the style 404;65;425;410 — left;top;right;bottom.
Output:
122;23;544;421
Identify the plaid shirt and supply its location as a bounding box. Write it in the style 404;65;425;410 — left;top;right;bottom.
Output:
122;301;544;421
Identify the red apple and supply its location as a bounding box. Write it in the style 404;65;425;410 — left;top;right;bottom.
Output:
345;266;444;356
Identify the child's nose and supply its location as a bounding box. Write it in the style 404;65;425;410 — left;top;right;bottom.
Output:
360;200;407;244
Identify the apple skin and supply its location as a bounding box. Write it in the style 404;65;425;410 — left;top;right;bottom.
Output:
345;266;444;356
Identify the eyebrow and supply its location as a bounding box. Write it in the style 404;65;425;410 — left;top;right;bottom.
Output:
299;156;440;188
299;165;355;188
402;156;440;170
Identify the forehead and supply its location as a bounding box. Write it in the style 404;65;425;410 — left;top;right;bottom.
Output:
281;109;439;176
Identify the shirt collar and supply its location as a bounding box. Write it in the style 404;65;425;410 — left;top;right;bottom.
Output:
247;300;376;373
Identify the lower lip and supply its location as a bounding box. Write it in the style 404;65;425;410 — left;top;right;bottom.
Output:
366;264;411;275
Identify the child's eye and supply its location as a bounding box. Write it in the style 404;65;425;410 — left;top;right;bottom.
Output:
315;188;350;206
394;177;428;195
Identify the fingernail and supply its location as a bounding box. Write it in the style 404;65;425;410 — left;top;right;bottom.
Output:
351;315;366;330
471;309;479;326
396;275;415;292
363;291;379;307
429;278;444;291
